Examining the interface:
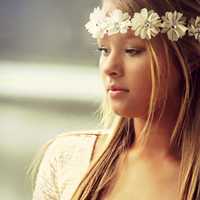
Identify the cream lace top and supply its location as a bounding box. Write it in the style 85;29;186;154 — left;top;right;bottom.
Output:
32;130;106;200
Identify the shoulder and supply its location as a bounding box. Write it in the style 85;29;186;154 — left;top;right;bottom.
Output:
32;130;110;198
53;129;110;152
53;129;110;148
34;129;110;177
34;129;110;183
41;129;110;164
56;129;110;138
40;129;110;183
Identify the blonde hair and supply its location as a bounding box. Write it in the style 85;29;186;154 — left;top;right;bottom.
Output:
70;0;200;199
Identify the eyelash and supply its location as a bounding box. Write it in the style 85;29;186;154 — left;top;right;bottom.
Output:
97;47;110;56
97;47;142;57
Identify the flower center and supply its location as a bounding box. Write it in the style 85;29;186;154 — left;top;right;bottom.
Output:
144;21;151;28
171;22;177;29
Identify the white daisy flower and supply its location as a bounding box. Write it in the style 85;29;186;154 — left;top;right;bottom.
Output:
161;11;188;41
130;8;162;40
85;6;199;43
188;16;200;42
85;7;108;38
106;9;131;35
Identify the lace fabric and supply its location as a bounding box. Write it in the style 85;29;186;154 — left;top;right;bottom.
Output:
32;131;105;200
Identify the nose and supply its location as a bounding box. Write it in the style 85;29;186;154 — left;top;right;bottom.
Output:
100;52;123;78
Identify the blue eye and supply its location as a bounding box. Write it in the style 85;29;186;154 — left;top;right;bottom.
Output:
97;47;110;56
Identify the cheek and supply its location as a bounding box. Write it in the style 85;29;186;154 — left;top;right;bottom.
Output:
125;57;152;114
98;53;154;118
126;56;152;98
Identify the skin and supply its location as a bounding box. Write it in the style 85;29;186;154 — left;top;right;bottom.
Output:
96;1;183;199
98;28;182;159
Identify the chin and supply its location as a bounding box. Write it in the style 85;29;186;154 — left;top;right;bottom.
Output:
112;107;134;118
111;106;148;118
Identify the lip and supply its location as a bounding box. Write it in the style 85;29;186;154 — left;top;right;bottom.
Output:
107;85;129;92
107;85;129;98
108;90;128;98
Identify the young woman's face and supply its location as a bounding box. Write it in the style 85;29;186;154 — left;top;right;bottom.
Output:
98;30;152;118
98;4;181;118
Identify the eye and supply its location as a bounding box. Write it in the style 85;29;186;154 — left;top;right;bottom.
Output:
97;47;110;56
125;48;143;56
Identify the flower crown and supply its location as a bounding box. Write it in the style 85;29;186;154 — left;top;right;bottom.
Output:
85;7;200;42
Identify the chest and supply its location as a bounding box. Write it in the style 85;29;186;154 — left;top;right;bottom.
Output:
103;177;178;200
102;158;179;200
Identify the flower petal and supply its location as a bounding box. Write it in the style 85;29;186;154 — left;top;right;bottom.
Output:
167;29;179;41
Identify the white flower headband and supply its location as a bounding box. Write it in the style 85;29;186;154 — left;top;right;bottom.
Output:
85;7;200;42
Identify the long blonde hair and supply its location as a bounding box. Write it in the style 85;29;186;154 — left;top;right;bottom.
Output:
71;0;200;199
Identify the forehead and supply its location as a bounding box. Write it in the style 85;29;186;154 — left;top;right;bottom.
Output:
97;29;147;46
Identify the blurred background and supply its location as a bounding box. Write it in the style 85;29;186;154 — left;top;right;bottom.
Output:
0;0;105;199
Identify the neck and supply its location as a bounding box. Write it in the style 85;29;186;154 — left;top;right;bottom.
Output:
130;97;181;162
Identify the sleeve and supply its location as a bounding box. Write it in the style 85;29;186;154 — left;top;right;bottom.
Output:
32;137;61;200
32;133;98;200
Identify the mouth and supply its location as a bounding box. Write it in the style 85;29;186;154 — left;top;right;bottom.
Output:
107;85;129;92
108;89;129;92
108;89;129;98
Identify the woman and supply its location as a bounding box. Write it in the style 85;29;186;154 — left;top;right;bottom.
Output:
31;0;200;199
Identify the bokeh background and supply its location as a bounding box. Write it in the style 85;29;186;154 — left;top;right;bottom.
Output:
0;0;105;199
